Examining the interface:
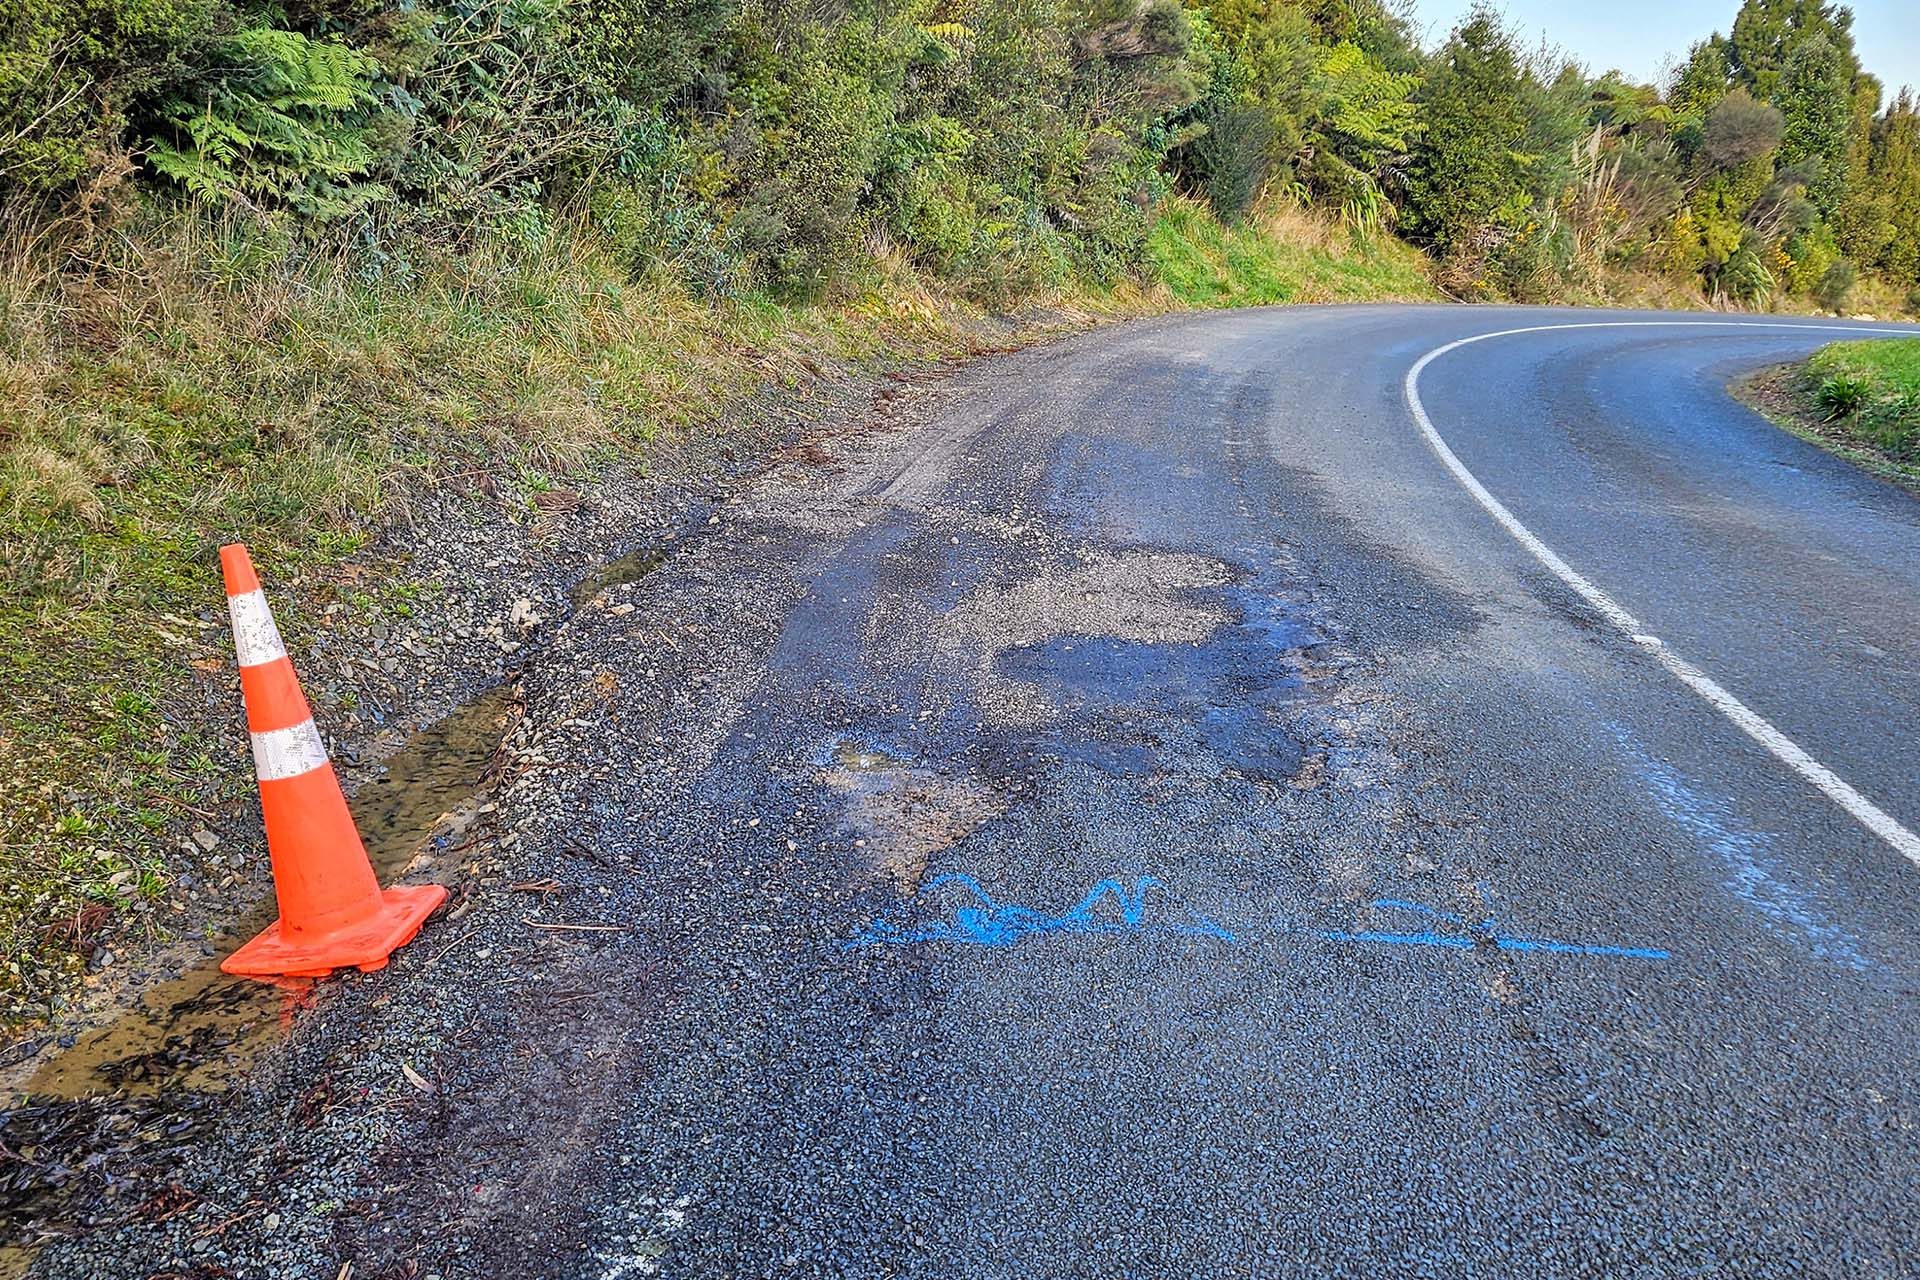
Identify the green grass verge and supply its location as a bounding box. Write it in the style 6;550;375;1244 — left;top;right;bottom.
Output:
1146;196;1437;308
1805;338;1920;464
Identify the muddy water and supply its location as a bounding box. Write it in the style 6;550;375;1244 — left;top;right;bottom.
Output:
10;684;514;1106
570;544;667;609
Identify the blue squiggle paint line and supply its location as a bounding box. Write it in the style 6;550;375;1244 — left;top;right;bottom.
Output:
1494;935;1669;960
846;873;1235;949
1607;721;1871;971
1320;928;1668;960
1337;899;1669;959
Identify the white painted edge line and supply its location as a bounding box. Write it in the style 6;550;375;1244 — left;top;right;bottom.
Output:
227;588;289;668
1403;319;1920;869
252;718;330;782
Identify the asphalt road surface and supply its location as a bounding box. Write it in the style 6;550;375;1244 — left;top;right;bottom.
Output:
30;305;1920;1278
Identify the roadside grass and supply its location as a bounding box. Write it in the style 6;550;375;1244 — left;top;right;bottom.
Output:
1146;196;1438;308
1806;338;1920;464
1734;338;1920;494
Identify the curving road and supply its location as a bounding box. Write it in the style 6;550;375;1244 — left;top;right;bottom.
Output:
34;306;1920;1278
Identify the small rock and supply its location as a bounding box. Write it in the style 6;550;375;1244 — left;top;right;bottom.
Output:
191;829;221;851
507;598;543;632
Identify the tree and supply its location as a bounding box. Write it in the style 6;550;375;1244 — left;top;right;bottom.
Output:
1726;0;1856;101
1671;36;1733;127
1402;5;1525;251
1868;90;1920;286
1777;32;1854;214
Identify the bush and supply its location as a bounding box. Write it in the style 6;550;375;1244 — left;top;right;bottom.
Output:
145;26;388;218
1815;372;1869;416
1814;256;1857;311
0;0;224;192
1188;101;1276;223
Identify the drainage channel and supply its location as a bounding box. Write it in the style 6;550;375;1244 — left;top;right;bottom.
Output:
0;530;677;1255
0;684;516;1254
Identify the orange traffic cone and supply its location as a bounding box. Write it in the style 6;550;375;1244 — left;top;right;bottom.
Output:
218;544;446;978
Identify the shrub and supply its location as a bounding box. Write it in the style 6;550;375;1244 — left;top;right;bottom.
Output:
144;26;388;218
0;0;224;192
1815;372;1869;417
1814;256;1856;311
1188;101;1275;223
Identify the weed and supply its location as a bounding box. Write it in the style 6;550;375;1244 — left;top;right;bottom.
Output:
1815;374;1870;418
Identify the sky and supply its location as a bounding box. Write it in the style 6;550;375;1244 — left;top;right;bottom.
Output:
1412;1;1920;101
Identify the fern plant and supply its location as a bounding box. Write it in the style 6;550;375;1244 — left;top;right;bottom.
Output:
146;27;390;218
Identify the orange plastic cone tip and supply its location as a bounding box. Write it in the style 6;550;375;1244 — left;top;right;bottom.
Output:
219;543;446;978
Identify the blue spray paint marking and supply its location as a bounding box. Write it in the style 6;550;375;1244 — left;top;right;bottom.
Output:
1319;900;1668;960
849;880;1665;960
1608;722;1872;971
845;873;1236;949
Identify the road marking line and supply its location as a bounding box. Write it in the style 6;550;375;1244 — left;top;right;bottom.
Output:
1403;319;1920;869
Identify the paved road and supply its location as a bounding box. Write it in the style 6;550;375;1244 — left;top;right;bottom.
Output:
33;306;1920;1277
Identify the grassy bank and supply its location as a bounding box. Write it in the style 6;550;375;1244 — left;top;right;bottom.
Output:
1146;199;1436;307
1736;338;1920;492
1;196;1423;1026
1806;340;1920;463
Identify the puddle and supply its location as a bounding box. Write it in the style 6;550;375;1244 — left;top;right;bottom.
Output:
13;971;313;1103
6;684;515;1110
353;682;514;875
571;545;667;609
0;682;518;1253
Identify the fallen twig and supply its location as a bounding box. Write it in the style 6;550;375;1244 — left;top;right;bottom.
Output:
521;916;627;933
509;878;568;894
422;927;481;968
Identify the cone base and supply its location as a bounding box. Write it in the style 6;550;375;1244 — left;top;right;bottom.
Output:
221;884;448;979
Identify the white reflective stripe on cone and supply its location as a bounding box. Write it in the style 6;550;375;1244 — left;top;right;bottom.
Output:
251;719;330;782
227;588;288;669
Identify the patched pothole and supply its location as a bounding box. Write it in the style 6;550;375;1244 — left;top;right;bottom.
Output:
820;740;1003;888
